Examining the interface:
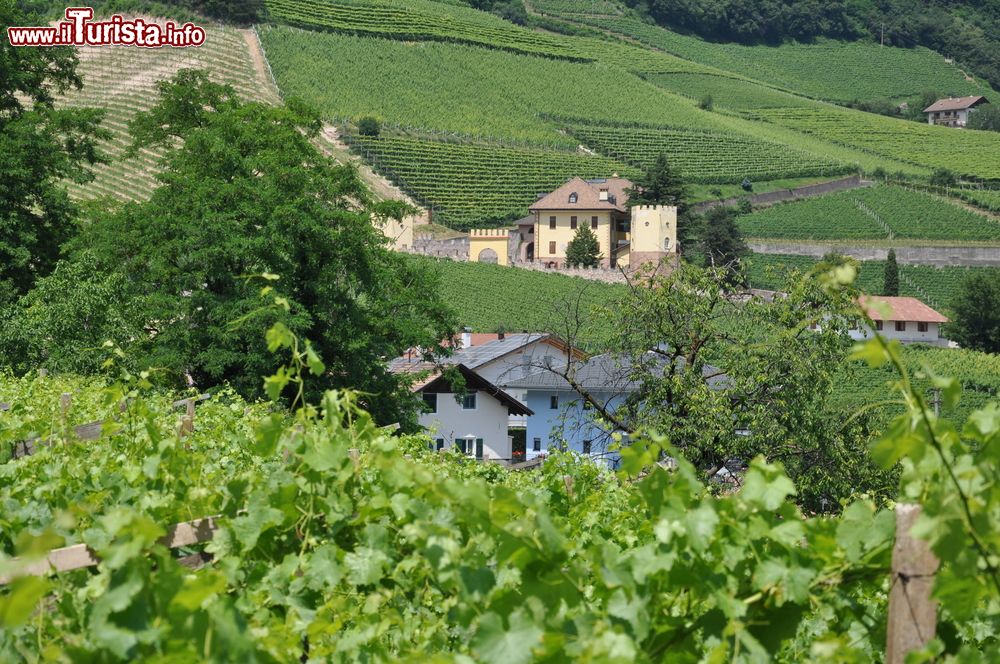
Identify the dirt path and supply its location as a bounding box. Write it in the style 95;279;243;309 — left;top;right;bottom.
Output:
241;28;281;101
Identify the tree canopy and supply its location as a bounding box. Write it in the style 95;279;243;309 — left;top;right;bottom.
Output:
948;272;1000;353
0;71;457;428
0;3;107;306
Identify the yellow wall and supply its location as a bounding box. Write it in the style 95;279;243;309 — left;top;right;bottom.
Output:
469;229;509;266
378;213;422;251
534;210;614;264
630;206;678;254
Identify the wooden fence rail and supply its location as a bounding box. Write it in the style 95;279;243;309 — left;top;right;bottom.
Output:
0;517;220;585
5;394;211;460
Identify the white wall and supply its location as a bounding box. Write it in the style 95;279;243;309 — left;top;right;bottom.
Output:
419;389;512;460
849;321;947;345
472;339;569;427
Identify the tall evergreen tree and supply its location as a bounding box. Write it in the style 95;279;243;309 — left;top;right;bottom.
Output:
626;153;699;256
700;206;748;283
883;249;899;296
565;224;603;268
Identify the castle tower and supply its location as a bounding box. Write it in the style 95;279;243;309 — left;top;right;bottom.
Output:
627;205;678;270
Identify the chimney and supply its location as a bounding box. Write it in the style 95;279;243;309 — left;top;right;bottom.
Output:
461;327;473;349
599;188;609;201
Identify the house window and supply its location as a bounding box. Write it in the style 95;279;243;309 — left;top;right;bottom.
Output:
568;193;578;204
875;320;883;331
550;395;558;410
475;438;484;460
549;216;556;229
548;241;556;254
533;437;541;451
616;220;630;233
422;393;437;413
582;440;592;454
570;216;577;229
436;438;445;451
462;393;477;410
591;216;598;229
918;322;929;332
895;321;906;332
456;439;468;454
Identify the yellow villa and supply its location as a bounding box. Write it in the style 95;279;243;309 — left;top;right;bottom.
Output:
525;176;678;269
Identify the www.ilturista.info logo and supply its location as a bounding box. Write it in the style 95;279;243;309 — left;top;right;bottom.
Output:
7;8;205;48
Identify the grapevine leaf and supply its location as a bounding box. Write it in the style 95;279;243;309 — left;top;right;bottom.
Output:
472;610;543;664
345;546;389;586
0;576;50;628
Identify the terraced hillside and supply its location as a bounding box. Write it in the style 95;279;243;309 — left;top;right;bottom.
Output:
737;185;1000;243
566;122;850;183
345;135;637;227
56;23;280;203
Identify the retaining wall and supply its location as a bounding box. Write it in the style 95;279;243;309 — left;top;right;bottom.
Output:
749;242;1000;267
693;175;870;213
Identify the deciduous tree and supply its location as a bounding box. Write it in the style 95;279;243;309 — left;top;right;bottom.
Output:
949;272;1000;353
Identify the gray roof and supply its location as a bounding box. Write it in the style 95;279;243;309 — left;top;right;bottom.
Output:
505;352;727;392
389;333;554;373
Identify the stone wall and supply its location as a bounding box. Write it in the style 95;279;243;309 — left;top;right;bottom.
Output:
749;242;1000;267
413;234;469;260
508;261;630;284
693;175;869;213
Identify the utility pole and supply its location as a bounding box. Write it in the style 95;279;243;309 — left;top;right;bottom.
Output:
881;23;885;48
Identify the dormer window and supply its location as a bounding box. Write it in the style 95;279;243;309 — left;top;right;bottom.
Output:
568;193;578;204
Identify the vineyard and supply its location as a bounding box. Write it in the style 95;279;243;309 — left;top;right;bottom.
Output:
264;0;584;60
558;12;994;104
54;25;280;204
832;345;1000;425
410;256;626;340
344;134;637;226
745;252;1000;313
568;122;851;183
737;185;1000;242
643;72;817;110
750;107;1000;181
257;25;745;145
2;319;999;660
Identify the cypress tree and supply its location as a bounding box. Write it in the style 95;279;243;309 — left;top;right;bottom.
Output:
883;249;899;296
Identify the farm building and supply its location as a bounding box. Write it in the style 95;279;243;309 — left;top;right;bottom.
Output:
923;95;990;128
854;296;950;346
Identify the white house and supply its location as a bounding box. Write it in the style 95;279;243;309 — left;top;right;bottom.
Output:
923;96;990;128
407;363;533;462
853;296;949;346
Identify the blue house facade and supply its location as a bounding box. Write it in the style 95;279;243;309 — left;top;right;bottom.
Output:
506;355;642;466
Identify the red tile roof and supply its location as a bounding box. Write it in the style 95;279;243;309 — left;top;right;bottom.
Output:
529;176;632;213
923;96;989;113
859;296;949;323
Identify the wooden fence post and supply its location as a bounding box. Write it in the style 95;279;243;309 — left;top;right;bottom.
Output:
348;448;360;470
563;475;574;498
179;399;195;437
887;503;939;663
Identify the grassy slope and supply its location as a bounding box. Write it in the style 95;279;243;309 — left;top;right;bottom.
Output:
57;23;280;203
